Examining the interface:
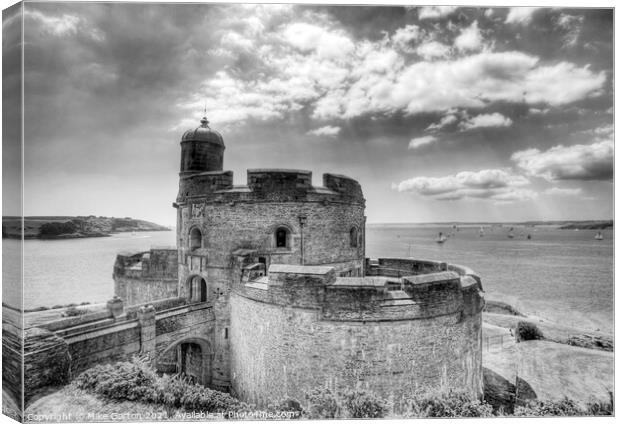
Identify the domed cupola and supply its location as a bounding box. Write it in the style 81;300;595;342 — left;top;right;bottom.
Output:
180;116;225;175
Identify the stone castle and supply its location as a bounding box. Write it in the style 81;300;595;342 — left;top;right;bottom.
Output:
11;117;484;408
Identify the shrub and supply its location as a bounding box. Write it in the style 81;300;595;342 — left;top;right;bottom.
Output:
585;392;613;415
39;221;76;237
514;398;584;416
516;321;543;341
73;357;158;401
341;389;388;418
266;397;304;419
403;390;494;418
63;306;87;317
305;387;340;418
72;357;246;413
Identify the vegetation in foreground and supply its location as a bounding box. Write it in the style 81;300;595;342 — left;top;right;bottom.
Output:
67;357;613;419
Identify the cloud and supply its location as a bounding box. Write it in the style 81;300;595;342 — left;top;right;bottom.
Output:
459;113;513;130
26;9;80;36
173;8;605;129
544;187;582;196
454;21;483;52
505;7;542;25
426;113;459;131
282;22;355;59
408;135;437;149
555;13;584;48
418;6;458;20
392;25;422;52
316;51;606;119
395;169;533;202
306;125;341;137
512;139;613;181
25;9;103;41
416;41;451;60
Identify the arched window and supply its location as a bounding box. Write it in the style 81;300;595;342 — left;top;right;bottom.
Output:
350;227;358;248
190;227;202;251
275;227;288;248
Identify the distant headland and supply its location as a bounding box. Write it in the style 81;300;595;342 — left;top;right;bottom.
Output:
2;216;171;239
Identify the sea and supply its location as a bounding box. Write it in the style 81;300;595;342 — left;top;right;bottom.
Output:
2;224;614;333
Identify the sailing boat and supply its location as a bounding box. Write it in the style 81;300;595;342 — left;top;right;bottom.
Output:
436;232;447;244
595;231;603;240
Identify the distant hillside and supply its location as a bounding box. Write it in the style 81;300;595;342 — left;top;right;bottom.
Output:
557;220;613;230
2;216;171;239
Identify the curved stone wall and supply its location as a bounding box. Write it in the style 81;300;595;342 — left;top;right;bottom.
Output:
229;260;484;406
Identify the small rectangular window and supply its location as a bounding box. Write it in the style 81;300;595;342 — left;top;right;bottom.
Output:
224;328;228;339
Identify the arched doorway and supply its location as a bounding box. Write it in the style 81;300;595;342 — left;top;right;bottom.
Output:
157;337;212;386
178;342;203;384
187;275;207;302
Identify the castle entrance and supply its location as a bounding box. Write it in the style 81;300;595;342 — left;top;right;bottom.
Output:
178;342;203;384
157;337;212;387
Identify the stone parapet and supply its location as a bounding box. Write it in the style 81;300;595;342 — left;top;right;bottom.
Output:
176;169;365;205
233;258;484;322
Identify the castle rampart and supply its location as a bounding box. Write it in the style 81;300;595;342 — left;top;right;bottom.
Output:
229;258;484;406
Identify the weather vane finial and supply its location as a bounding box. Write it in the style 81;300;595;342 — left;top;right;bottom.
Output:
200;102;209;127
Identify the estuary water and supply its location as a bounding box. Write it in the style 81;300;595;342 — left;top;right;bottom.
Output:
2;225;613;333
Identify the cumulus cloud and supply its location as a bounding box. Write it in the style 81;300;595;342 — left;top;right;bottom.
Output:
544;187;582;196
408;135;437;149
25;9;105;41
392;25;422;52
416;41;451;60
176;6;605;130
426;113;459;131
395;169;533;202
282;22;355;59
505;7;542;25
315;51;606;119
556;13;584;48
512;139;613;181
459;113;513;131
418;6;458;20
306;125;341;137
454;21;484;52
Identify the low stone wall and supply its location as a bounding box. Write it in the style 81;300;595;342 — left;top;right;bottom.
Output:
24;327;71;402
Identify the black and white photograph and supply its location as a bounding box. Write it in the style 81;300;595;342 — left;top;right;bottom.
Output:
1;1;615;421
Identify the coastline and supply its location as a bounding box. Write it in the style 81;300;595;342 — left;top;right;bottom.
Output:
3;228;171;240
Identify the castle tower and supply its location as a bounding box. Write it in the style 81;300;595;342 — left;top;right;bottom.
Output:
179;116;225;176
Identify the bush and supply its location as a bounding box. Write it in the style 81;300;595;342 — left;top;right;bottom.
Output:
585;392;613;415
266;397;304;419
73;357;158;401
516;321;543;341
514;397;584;416
305;387;340;418
341;389;388;418
72;357;246;413
402;390;494;418
63;306;87;317
39;221;76;237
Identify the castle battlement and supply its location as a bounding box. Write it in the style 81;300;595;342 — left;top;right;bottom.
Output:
233;258;484;323
177;168;364;205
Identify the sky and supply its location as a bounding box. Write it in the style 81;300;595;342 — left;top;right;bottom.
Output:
2;3;614;226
